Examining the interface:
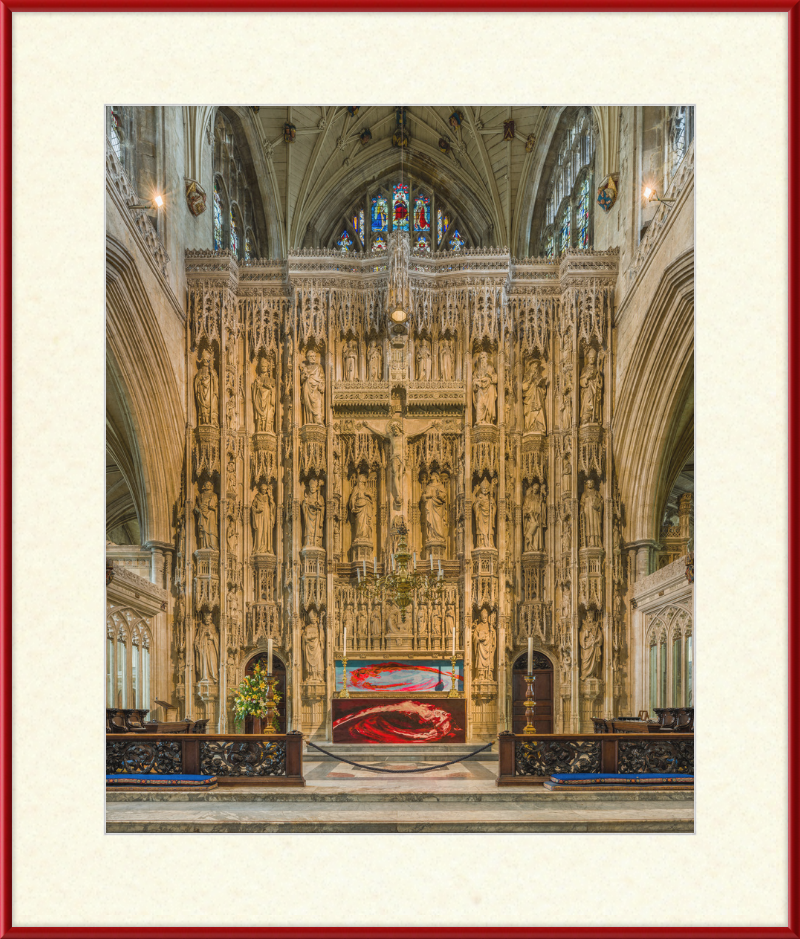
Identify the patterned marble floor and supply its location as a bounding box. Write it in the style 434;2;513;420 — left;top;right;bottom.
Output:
106;760;694;831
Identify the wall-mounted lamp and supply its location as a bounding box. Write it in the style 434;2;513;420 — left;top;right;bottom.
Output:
643;186;675;207
129;194;165;211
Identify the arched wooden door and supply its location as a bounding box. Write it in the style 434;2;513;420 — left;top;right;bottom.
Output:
243;653;287;733
512;652;553;734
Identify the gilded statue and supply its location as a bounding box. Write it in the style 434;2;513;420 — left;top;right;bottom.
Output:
473;608;496;680
348;472;374;545
421;472;447;545
303;609;325;681
581;479;603;548
522;359;548;434
472;477;497;548
472;350;497;424
194;349;218;426
301;478;325;548
194;480;219;550
251;481;275;554
579;347;603;424
300;349;325;425
252;357;275;433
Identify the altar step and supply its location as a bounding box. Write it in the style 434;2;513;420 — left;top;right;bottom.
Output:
302;741;498;762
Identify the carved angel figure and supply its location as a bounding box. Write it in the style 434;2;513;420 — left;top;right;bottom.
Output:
252;357;275;433
251;481;275;554
300;349;325;425
472;350;497;424
194;349;218;426
472;477;497;548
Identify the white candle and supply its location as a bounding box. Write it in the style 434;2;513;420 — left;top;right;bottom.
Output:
374;556;377;573
452;626;456;658
430;554;433;571
363;559;367;577
343;627;347;657
357;567;361;584
267;638;272;676
413;552;417;569
527;637;533;675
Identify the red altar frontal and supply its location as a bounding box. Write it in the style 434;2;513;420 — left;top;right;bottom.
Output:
331;697;467;744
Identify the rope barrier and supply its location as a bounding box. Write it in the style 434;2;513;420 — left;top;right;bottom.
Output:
304;739;494;773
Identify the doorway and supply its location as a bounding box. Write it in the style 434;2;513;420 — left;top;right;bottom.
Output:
511;652;553;734
243;653;287;733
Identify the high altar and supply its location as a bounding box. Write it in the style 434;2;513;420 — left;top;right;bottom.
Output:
177;232;622;738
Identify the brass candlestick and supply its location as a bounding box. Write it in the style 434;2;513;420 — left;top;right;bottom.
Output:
523;674;536;735
447;656;460;698
263;677;278;732
339;656;351;698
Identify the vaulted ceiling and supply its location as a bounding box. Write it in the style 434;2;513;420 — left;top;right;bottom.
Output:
233;105;565;257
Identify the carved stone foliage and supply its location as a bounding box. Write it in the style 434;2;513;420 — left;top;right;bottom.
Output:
515;740;601;776
200;740;286;776
106;741;182;775
618;740;694;775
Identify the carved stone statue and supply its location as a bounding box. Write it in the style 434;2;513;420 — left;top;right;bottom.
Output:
421;472;447;545
195;610;219;682
343;339;358;382
445;601;456;641
301;478;325;548
370;606;382;647
473;608;496;680
367;340;382;381
356;604;368;647
302;609;324;681
472;477;496;548
579;347;603;424
504;378;515;429
522;359;548;434
472;351;497;424
252;357;275;433
581;479;603;548
300;349;325;425
431;606;443;645
348;472;374;545
562;450;572;492
251;481;275;554
194;480;219;550
523;483;546;552
226;513;238;556
580;611;603;679
416;338;432;381
342;603;355;648
388;424;405;512
194;349;218;426
416;603;429;642
561;585;571;622
439;337;454;381
561;518;572;554
560;388;572;430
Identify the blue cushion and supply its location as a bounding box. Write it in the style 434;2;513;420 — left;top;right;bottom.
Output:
550;773;692;780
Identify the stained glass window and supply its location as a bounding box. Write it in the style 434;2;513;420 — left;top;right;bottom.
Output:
371;195;388;232
577;177;590;249
213;179;223;251
544;233;555;259
448;229;465;251
337;230;353;252
371;233;387;253
392;183;409;231
437;210;450;245
230;207;239;256
672;637;682;705
245;229;253;261
414;234;430;252
558;212;571;255
352;210;365;240
413;194;431;232
109;109;122;161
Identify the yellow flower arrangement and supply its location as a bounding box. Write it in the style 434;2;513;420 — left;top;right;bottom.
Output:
232;661;282;730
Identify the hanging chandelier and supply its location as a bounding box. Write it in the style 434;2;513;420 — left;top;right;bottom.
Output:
355;521;443;621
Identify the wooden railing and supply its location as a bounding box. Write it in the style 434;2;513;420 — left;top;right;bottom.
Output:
106;732;305;787
496;731;694;786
